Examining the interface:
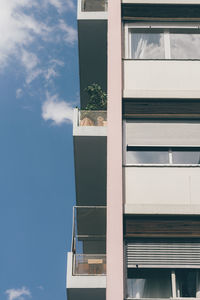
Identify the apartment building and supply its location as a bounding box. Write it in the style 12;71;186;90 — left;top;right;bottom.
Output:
67;1;200;300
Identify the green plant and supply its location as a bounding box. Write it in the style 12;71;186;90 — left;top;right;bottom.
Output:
84;83;107;110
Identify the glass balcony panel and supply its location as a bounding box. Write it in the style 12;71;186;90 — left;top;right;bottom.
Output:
82;0;107;12
71;206;106;276
74;254;106;275
79;110;107;127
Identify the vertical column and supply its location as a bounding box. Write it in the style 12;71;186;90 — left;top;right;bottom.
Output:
107;0;123;300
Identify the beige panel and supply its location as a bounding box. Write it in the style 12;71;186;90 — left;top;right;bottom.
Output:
123;61;200;98
125;167;200;211
126;121;200;146
125;167;190;206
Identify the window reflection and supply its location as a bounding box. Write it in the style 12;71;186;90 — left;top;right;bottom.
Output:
131;29;165;59
130;28;200;59
126;147;200;165
126;150;169;164
176;270;197;298
173;151;200;164
170;29;200;59
127;269;172;298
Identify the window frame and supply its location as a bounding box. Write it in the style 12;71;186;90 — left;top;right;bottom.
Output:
124;22;200;60
125;146;200;167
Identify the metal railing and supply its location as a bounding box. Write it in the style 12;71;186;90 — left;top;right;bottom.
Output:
71;206;106;276
79;110;107;127
82;0;108;12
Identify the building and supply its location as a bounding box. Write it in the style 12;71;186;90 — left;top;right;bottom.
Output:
67;1;200;300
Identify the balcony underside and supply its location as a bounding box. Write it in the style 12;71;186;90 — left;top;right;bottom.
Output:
67;288;105;300
74;136;106;206
78;19;107;108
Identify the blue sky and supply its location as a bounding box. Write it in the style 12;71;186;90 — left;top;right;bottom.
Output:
0;1;78;299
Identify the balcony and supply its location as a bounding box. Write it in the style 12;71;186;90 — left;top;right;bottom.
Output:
74;109;107;132
77;1;107;108
124;166;200;215
67;206;106;300
73;109;107;206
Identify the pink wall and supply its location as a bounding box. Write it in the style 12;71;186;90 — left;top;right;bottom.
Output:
107;0;124;299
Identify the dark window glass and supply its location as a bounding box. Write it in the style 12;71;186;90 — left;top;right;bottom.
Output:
127;269;172;298
176;270;197;297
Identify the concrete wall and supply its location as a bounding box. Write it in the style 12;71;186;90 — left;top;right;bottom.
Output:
124;166;200;214
123;60;200;98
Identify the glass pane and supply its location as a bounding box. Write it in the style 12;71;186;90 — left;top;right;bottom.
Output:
173;150;200;164
127;269;172;298
83;0;106;11
176;270;197;297
170;29;200;59
126;149;169;164
130;29;165;59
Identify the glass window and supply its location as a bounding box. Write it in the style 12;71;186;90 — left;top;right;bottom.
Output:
176;270;197;298
126;147;200;165
130;29;165;59
127;269;200;299
173;150;200;164
126;148;169;164
170;29;200;60
127;269;172;298
129;27;200;60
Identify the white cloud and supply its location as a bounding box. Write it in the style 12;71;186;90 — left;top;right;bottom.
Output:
45;0;75;13
5;287;31;300
42;92;74;125
21;50;39;70
59;20;77;45
16;88;23;98
37;285;44;290
0;0;76;124
0;0;76;71
44;59;64;81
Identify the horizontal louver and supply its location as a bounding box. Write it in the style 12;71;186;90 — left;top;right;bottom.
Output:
126;241;200;268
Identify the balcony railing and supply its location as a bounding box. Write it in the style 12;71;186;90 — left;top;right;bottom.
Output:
81;0;108;12
71;206;106;276
73;254;106;275
79;110;107;127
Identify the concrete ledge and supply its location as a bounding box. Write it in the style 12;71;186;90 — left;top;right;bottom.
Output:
123;89;200;99
124;204;200;215
67;252;106;300
67;252;106;288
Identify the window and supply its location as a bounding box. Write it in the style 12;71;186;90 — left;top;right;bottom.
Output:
126;147;200;165
127;269;200;299
126;25;200;60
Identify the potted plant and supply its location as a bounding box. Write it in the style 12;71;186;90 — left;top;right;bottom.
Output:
80;83;107;126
